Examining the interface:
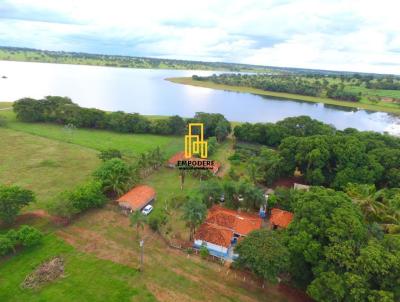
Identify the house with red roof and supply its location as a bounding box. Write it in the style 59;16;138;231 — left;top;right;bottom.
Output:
194;205;262;258
269;208;294;229
117;185;156;214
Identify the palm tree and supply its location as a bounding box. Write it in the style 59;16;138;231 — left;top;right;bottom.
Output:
130;211;147;239
182;196;207;241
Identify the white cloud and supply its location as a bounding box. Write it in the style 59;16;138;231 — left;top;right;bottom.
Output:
0;0;400;73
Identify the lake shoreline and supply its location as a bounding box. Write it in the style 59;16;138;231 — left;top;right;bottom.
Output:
166;77;400;115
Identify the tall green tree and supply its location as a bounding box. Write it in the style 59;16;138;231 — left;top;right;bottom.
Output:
0;184;35;224
235;229;290;283
182;196;207;241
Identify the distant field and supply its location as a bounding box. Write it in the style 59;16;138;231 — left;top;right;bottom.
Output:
0;127;100;210
0;108;183;158
0;234;155;302
168;77;400;114
0;102;12;109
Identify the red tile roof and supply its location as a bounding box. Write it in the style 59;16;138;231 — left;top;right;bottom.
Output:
167;152;221;174
168;151;190;165
195;224;233;248
270;208;294;228
117;185;156;211
195;206;262;247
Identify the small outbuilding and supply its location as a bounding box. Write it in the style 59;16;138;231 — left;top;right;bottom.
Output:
269;208;294;229
117;185;156;214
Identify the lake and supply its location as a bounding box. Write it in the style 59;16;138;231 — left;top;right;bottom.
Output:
1;60;399;135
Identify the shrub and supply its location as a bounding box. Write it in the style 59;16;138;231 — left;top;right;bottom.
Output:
68;181;107;211
47;194;79;219
199;246;209;259
0;184;35;224
0;235;14;256
17;225;43;247
147;208;168;231
98;149;122;161
186;247;194;255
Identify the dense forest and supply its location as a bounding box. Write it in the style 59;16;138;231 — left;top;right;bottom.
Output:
233;116;400;189
12;96;231;141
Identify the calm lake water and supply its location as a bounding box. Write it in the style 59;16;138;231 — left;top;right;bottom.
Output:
1;60;399;135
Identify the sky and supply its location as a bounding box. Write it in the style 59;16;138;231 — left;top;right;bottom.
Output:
0;0;399;74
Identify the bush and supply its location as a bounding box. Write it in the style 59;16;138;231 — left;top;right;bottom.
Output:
98;149;122;161
17;225;43;247
147;208;168;231
47;181;107;219
68;181;107;211
0;184;35;224
0;235;14;256
47;193;79;219
199;246;209;259
0;225;44;257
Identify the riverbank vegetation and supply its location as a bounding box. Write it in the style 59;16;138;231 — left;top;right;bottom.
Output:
12;96;231;142
168;76;400;114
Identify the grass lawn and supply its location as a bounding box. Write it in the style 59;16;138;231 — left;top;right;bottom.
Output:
0;234;155;302
57;207;290;302
0;127;100;210
167;77;400;114
0;108;183;158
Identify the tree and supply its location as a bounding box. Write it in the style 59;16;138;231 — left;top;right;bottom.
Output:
147;208;168;231
215;120;229;142
67;181;107;211
235;229;290;283
182;196;207;241
16;225;43;247
307;271;346;302
0;184;35;224
93;158;136;196
130;211;147;239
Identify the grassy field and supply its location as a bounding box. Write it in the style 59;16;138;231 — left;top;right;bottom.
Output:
0;234;156;302
0;108;183;158
0;127;100;210
0;104;298;301
167;77;400;114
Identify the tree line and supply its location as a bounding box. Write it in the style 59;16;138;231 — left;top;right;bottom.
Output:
193;74;362;102
233;116;400;189
12;96;231;141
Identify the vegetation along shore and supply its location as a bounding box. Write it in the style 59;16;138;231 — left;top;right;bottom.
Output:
167;76;400;114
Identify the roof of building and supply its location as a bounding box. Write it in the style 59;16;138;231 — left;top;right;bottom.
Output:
207;206;262;235
117;185;156;211
194;223;233;248
168;151;188;165
167;152;221;174
270;208;294;228
195;205;262;248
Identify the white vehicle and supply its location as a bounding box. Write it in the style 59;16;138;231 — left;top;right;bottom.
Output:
141;204;153;215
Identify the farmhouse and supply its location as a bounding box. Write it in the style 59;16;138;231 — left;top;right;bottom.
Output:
194;206;262;258
117;185;156;214
269;208;294;229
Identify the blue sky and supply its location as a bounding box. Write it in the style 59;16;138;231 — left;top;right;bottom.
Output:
0;0;399;74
